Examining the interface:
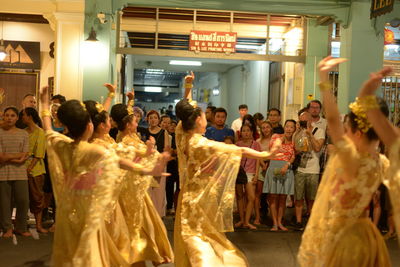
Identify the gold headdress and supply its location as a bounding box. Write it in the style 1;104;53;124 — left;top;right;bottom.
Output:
95;102;105;113
189;100;198;108
348;96;379;133
80;101;87;111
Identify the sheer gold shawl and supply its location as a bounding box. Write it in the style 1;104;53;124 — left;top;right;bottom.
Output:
175;122;242;235
117;135;156;242
45;131;122;267
93;133;173;264
119;134;174;264
93;134;158;245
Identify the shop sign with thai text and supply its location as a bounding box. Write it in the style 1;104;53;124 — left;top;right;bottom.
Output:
370;0;394;19
189;31;237;53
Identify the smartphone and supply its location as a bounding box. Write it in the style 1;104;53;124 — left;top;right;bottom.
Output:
299;120;308;128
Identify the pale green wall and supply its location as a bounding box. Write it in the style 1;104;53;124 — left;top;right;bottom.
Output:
303;19;329;106
337;0;400;113
337;1;384;113
82;0;115;102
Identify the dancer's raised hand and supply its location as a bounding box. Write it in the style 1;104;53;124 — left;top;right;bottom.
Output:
39;86;50;105
126;91;134;101
104;83;117;94
184;71;195;84
184;71;195;100
318;56;347;82
103;83;117;111
358;67;393;97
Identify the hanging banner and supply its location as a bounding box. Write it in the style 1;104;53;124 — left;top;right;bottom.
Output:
370;0;394;19
189;31;237;53
0;40;40;69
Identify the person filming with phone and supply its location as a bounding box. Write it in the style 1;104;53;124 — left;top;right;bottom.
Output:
293;106;325;231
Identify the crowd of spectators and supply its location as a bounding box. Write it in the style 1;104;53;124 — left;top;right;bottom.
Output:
0;92;396;239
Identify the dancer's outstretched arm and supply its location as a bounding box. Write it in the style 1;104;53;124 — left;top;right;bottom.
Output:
358;67;399;148
317;56;347;144
184;71;195;101
241;140;282;160
103;83;116;111
39;86;52;132
119;152;171;177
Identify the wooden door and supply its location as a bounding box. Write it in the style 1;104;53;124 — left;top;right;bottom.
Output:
0;72;39;110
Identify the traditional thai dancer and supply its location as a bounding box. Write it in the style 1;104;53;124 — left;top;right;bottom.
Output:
39;86;168;267
174;72;280;267
105;87;174;266
356;66;400;243
298;57;392;267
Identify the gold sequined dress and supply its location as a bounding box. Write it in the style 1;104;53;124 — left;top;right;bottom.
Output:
91;135;138;266
46;130;124;267
174;123;249;267
119;134;174;264
298;136;391;267
384;138;400;242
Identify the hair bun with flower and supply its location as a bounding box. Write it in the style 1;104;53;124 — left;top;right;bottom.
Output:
348;96;378;133
189;100;198;108
80;101;87;111
95;102;105;113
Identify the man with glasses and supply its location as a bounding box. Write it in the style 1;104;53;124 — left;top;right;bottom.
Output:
307;100;326;131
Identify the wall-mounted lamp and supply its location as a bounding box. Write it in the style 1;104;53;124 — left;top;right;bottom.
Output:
85;27;98;42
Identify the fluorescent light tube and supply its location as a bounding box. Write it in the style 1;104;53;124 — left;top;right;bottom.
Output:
169;60;202;66
144;87;162;92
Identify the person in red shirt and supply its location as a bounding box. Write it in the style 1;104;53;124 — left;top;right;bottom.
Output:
263;120;296;231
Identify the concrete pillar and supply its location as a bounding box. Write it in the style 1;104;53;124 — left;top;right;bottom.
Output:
337;0;384;113
45;12;85;100
303;18;329;106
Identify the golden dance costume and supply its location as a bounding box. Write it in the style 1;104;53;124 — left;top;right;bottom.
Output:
92;133;174;265
174;122;249;267
46;130;124;267
120;134;173;264
384;138;400;242
298;136;391;267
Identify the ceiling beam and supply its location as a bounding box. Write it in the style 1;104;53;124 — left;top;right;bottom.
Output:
316;16;335;26
0;13;48;24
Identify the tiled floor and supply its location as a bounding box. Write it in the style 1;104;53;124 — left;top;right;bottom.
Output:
0;218;399;267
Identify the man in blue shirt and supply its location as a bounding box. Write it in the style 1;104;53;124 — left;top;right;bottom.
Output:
205;107;235;142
